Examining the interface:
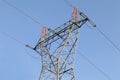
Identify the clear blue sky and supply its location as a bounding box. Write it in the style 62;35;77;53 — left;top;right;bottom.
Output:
0;0;120;80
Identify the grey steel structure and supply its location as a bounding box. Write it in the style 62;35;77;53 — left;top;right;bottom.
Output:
26;12;96;80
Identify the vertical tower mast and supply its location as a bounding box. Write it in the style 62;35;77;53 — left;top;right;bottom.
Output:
27;9;96;80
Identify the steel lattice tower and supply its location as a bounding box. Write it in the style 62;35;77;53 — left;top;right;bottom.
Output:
26;12;96;80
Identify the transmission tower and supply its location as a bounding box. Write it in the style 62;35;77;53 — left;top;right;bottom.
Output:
26;9;96;80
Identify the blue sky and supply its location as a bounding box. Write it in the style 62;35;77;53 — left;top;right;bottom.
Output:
0;0;120;80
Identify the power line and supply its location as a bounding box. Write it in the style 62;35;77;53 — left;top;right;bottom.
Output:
0;32;26;46
86;24;120;55
64;0;74;8
23;47;40;59
1;0;45;58
96;27;120;54
0;32;40;59
77;50;113;80
1;0;44;26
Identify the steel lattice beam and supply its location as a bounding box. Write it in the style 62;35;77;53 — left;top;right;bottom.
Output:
25;12;96;80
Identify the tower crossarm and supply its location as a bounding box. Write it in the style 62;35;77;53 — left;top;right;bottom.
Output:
34;18;88;50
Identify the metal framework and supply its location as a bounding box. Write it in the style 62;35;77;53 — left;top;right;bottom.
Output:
26;12;96;80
